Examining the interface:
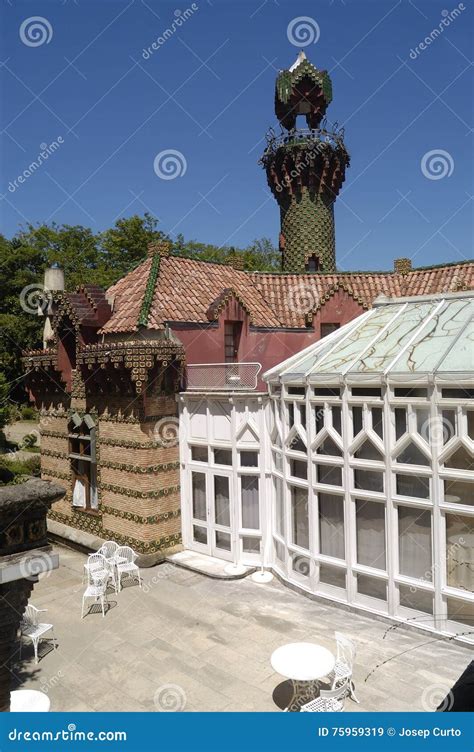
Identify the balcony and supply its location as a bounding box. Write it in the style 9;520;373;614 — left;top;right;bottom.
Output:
186;362;262;391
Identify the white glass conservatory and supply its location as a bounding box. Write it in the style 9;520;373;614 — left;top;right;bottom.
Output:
179;292;474;641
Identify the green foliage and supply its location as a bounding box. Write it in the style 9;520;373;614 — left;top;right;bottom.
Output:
20;405;38;421
0;372;11;431
0;454;41;485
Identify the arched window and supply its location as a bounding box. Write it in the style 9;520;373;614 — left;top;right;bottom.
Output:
305;254;320;272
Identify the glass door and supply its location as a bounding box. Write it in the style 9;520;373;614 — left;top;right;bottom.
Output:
190;471;210;553
211;473;233;561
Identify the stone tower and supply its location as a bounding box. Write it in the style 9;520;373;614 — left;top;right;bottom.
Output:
260;51;350;273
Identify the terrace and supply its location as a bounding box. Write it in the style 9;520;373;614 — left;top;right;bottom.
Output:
10;545;472;712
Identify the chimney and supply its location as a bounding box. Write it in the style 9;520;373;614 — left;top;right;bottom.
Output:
44;262;65;292
227;251;245;271
147;240;171;258
394;257;412;275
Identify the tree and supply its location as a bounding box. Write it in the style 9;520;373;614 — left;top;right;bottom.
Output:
97;213;168;286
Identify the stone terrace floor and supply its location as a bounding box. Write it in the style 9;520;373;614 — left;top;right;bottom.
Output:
10;545;473;712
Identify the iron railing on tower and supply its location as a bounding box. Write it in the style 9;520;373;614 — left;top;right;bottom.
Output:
186;363;262;391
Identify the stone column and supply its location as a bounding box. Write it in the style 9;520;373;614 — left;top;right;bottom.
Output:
0;479;65;712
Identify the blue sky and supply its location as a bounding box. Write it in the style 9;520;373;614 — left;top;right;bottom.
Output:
1;0;472;271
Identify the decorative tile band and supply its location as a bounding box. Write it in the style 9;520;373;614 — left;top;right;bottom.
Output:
99;437;175;449
41;449;68;459
48;509;181;553
101;506;181;524
41;469;71;481
100;483;180;499
101;460;179;474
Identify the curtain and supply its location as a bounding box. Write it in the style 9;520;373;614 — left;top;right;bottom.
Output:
398;507;432;579
192;472;206;521
356;500;386;570
241;476;259;529
319;493;345;559
72;478;86;508
447;515;474;592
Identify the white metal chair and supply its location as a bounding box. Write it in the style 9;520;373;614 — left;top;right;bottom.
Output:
20;605;57;664
98;540;119;560
116;546;141;591
300;679;349;712
81;570;109;618
329;632;360;703
83;553;117;593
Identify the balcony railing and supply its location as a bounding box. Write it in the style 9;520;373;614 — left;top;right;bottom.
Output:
186;363;262;391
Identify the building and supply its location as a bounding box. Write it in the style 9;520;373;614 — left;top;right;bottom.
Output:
23;53;474;634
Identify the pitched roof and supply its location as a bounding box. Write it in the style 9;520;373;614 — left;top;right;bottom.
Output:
99;255;474;335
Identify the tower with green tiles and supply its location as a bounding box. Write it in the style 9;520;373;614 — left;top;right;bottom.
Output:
260;52;350;273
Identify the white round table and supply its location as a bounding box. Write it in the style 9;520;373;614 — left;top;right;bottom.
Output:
271;642;335;711
11;689;51;712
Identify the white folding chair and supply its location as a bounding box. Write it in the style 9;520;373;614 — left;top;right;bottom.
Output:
81;571;109;618
115;546;141;591
300;679;349;712
330;632;360;703
20;605;57;664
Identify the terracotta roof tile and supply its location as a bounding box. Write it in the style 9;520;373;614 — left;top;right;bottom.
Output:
99;255;474;334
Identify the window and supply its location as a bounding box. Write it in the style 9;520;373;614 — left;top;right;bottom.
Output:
292;555;310;577
224;321;241;362
321;323;340;338
394;387;428;398
320;564;345;588
275;477;284;537
314;405;324;434
214;476;230;527
396;442;429;466
398;507;432;580
288;386;305;396
356;500;386;570
319;493;344;559
241;476;259;529
242;537;260;554
192;472;206;521
352;387;382;397
69;414;97;510
315;436;342;457
399;585;433;614
291;486;309;549
289;434;306;453
214;448;232;466
290;459;307;480
191;446;208;462
354;439;383;462
332;406;342;435
357;574;387;601
446;514;474;593
352;406;363;437
446;598;474;626
354;469;384;493
316;464;342;486
396;474;430;499
372;407;383;439
445;446;473;471
240;451;258;467
395;408;406;440
314;387;340;397
306;254;320;272
443;478;474;506
442;388;473;399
